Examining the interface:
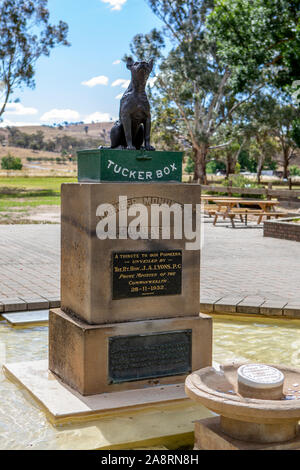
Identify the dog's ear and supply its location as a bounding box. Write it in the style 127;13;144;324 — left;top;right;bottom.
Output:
126;57;134;70
148;58;154;72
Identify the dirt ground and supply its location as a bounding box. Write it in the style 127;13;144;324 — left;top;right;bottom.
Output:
0;205;60;224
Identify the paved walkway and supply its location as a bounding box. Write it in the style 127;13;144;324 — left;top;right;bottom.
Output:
0;222;299;312
201;220;300;304
0;225;60;311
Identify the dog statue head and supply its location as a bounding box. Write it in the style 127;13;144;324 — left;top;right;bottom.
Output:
126;57;154;87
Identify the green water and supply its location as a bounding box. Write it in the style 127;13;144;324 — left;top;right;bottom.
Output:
1;315;300;449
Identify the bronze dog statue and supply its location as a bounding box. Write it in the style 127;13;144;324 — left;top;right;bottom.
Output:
110;57;155;151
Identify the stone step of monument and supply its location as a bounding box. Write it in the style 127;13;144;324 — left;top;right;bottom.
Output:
2;310;49;327
3;360;213;450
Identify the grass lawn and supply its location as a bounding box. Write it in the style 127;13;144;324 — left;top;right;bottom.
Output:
0;176;76;193
0;176;76;222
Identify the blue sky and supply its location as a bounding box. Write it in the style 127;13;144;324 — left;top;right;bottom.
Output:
0;0;162;127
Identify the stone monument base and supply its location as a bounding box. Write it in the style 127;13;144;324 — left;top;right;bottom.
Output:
49;309;212;396
194;417;300;450
2;360;213;430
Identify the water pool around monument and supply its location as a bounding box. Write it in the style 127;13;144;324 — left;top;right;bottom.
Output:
1;315;300;449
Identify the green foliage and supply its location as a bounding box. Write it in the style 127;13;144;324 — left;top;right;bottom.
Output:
185;156;194;174
0;0;69;118
263;156;278;171
206;159;226;174
238;150;257;173
290;165;300;176
185;156;226;174
1;154;22;170
208;0;300;91
235;162;241;174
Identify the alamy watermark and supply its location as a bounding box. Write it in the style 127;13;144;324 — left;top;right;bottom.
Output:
95;196;204;251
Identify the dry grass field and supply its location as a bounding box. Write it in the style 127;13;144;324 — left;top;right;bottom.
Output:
0;121;113;143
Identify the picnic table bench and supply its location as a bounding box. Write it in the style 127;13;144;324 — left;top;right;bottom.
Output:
213;208;287;228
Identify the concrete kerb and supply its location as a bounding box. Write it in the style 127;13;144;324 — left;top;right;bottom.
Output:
0;297;60;321
1;297;300;320
200;298;300;319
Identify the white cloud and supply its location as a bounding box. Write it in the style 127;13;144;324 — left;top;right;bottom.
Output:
40;109;80;123
84;112;115;123
115;93;123;100
2;102;38;116
113;60;121;65
101;0;127;11
81;75;109;87
111;78;130;88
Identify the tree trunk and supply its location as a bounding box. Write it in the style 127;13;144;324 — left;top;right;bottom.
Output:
193;144;208;184
257;155;264;184
283;150;290;179
226;155;236;178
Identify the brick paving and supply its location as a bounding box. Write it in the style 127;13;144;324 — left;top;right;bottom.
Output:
0;222;299;312
0;225;60;311
201;219;300;304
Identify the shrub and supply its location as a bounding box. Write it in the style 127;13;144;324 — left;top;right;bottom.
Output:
1;154;23;170
185;156;194;174
289;165;300;176
206;159;226;174
235;162;241;174
221;175;264;199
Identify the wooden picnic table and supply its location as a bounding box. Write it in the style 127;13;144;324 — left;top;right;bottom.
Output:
204;197;285;227
214;198;279;214
201;195;240;201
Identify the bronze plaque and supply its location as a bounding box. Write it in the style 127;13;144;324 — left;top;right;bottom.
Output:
112;250;182;299
108;330;192;384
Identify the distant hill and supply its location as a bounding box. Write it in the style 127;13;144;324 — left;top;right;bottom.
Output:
0;121;114;146
0;122;114;174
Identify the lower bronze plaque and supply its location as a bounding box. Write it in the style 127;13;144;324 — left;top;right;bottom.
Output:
108;330;192;384
112;250;182;300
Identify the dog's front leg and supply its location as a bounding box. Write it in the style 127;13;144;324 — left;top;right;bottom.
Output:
123;116;136;150
144;117;155;151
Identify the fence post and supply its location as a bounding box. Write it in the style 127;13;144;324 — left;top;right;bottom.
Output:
228;180;232;197
288;177;292;191
267;182;272;200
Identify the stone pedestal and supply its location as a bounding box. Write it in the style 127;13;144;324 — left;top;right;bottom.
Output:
194;417;300;450
48;177;212;396
60;182;201;324
49;309;212;395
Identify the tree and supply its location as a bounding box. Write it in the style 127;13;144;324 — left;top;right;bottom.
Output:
1;154;22;170
272;103;300;178
248;134;279;183
234;93;299;181
209;118;247;178
0;0;69;119
128;0;265;183
208;0;300;92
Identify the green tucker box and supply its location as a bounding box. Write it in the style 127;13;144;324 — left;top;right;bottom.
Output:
77;148;183;183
